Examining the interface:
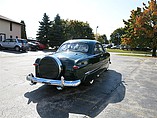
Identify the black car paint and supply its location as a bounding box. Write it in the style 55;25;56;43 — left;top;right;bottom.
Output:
33;39;110;85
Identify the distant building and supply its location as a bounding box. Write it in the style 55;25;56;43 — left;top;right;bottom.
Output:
0;15;22;41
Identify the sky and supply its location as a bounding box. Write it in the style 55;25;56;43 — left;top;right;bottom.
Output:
0;0;149;39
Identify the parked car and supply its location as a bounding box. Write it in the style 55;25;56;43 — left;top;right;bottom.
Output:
120;45;131;50
26;39;111;90
28;42;37;51
131;47;151;51
33;41;47;50
0;38;28;52
111;45;120;49
102;44;112;48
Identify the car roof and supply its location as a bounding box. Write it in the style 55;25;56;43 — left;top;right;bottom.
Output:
63;39;99;44
18;39;27;40
5;38;27;41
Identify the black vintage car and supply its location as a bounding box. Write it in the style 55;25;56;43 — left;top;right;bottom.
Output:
26;39;110;90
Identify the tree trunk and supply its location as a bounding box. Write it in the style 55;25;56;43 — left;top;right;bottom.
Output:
152;46;156;57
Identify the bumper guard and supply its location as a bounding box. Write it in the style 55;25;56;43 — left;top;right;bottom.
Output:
26;74;81;87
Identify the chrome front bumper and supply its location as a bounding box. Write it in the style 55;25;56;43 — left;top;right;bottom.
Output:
26;74;81;87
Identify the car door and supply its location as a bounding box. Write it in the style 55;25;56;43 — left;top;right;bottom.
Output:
92;43;110;69
93;43;106;69
2;39;10;48
86;43;105;73
96;43;110;69
8;39;16;48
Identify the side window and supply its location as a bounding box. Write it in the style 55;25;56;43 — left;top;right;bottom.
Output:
94;43;104;54
12;39;16;42
98;44;104;52
8;39;12;42
10;39;13;42
4;39;10;42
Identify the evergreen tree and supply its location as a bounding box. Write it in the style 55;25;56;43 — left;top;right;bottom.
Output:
21;20;27;39
36;13;51;45
36;14;95;47
50;14;65;47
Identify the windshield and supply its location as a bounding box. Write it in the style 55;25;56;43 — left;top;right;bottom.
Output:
18;39;28;43
57;42;89;53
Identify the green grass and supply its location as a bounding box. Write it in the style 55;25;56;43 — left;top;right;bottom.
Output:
106;49;152;57
107;49;152;55
117;53;151;57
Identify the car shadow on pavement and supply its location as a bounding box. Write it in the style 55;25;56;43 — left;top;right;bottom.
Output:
24;70;126;118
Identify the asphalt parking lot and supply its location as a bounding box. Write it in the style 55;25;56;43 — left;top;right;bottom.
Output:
0;50;157;118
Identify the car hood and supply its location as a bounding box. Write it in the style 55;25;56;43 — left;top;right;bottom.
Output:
53;51;89;62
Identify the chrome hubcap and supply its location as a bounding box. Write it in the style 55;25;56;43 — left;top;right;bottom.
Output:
89;79;94;84
56;86;63;90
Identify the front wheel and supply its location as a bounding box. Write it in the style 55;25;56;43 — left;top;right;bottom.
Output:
28;47;31;51
105;60;110;71
83;78;94;85
88;79;94;84
15;46;20;52
0;45;3;50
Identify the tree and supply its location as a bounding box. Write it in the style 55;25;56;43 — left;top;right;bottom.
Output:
122;0;157;56
122;9;140;48
50;14;65;47
110;28;125;45
67;20;94;39
36;14;95;47
97;34;108;44
50;18;95;47
21;20;27;39
136;0;157;56
36;13;51;45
